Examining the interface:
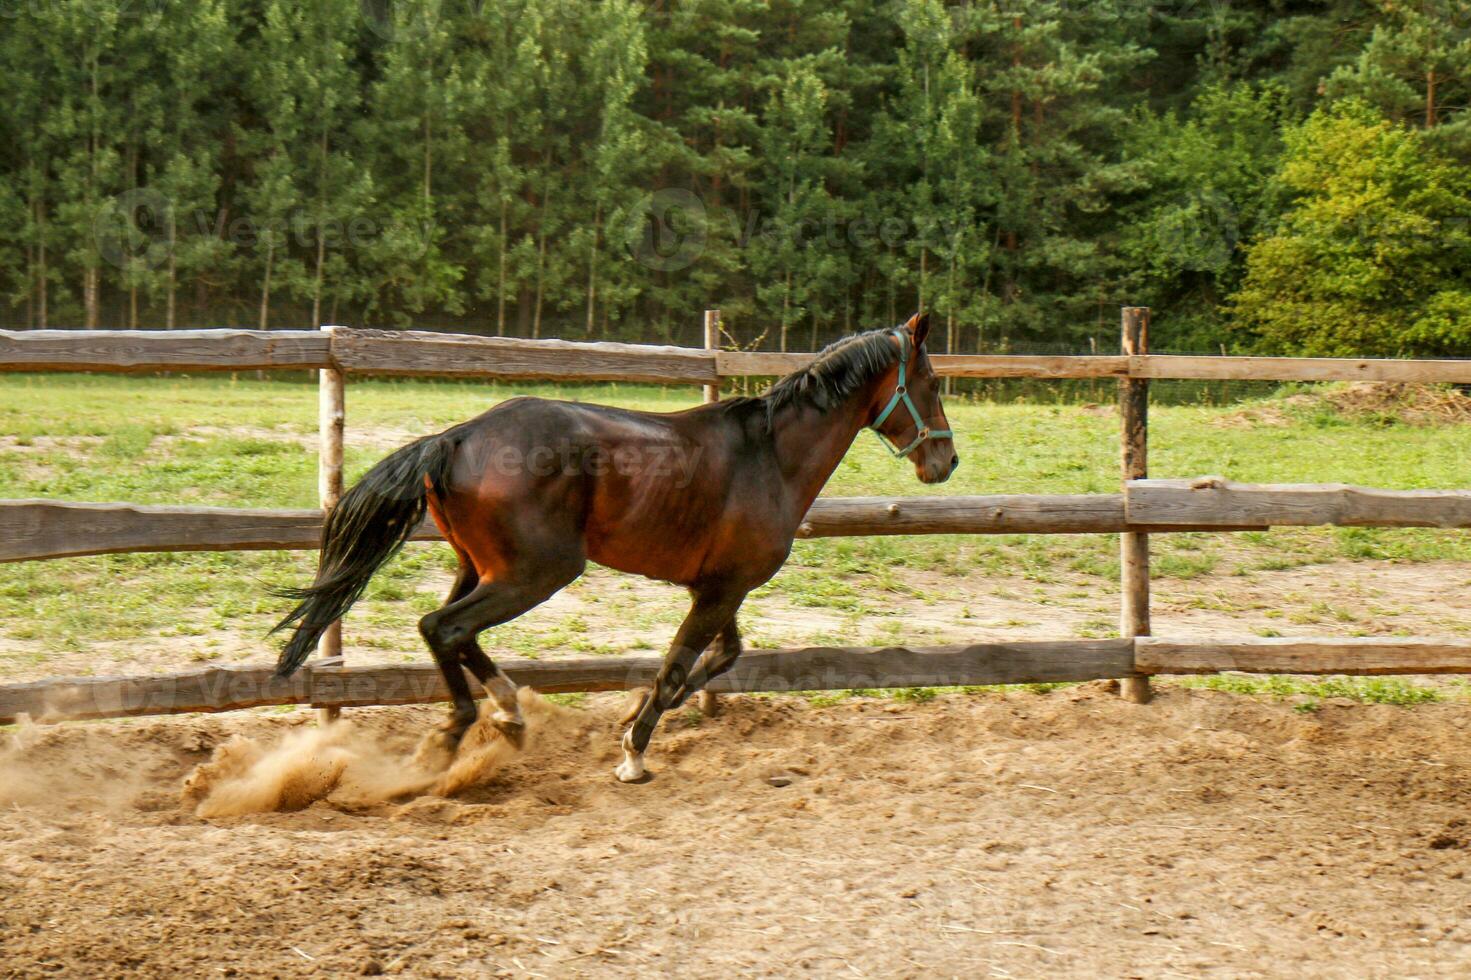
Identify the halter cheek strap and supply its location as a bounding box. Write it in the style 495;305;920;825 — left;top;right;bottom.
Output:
869;327;953;458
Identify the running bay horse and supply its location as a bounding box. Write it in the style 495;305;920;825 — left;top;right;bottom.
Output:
272;313;957;782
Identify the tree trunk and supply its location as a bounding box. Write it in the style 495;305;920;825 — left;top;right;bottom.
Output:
128;143;138;329
532;183;553;340
85;51;101;330
312;230;326;328
1427;68;1438;127
780;270;792;352
36;198;47;329
24;242;34;328
259;239;274;331
496;198;508;336
84;268;100;330
312;130;328;327
585;205;600;336
919;246;928;310
165;210;177;330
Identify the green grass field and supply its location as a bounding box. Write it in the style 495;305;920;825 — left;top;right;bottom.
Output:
5;372;1471;704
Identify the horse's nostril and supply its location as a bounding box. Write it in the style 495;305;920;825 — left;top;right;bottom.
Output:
949;454;960;472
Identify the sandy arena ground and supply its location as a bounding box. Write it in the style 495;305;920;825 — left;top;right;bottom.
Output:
3;684;1471;978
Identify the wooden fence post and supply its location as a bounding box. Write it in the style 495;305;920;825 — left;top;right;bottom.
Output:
703;309;721;404
698;309;722;715
318;325;346;723
1119;307;1152;703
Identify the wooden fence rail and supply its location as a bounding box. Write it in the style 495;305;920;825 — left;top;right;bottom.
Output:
7;326;1471;383
0;329;331;372
17;477;1471;564
1128;479;1471;529
6;635;1471;726
0;495;1130;562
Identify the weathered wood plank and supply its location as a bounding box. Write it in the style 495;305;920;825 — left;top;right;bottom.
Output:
1133;354;1471;384
1137;636;1471;675
331;329;717;385
0;500;335;562
0;640;1136;724
717;351;1130;379
725;352;1471;383
0;329;330;372
4;494;1156;563
3;328;1469;385
1127;478;1471;529
796;495;1128;537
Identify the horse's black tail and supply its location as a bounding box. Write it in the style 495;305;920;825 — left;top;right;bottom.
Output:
270;433;457;678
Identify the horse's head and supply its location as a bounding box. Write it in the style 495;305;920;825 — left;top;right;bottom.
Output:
870;313;958;485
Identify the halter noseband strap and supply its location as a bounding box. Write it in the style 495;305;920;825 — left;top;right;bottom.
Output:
869;327;953;458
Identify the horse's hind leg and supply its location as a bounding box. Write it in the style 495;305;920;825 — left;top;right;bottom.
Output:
417;557;483;741
418;559;582;748
439;557;519;729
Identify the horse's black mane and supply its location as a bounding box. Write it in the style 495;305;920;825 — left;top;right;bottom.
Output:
761;328;900;427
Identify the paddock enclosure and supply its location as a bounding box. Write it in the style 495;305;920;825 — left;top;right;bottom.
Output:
5;308;1471;720
5;311;1471;976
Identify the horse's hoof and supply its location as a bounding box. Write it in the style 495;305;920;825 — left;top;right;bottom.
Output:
615;730;648;782
490;711;526;749
614;760;651;784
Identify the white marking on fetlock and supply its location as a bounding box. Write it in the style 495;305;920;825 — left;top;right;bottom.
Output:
490;708;523;729
614;730;646;783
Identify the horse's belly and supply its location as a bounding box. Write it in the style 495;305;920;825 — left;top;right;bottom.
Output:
586;523;706;584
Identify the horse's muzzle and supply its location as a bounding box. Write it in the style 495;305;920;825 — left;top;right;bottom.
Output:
917;452;959;484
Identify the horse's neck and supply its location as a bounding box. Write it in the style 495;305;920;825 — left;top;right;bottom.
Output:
769;381;885;516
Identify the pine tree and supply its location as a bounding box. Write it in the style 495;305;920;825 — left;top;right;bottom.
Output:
871;0;995;354
1324;0;1471;158
977;0;1153;347
362;0;469;324
1121;83;1288;349
39;2;130;327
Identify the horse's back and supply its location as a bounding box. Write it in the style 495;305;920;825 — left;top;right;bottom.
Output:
432;395;775;585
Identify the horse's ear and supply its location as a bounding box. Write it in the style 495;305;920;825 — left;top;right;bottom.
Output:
905;312;931;348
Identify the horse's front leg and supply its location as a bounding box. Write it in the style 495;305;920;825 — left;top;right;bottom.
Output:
669;618;743;711
616;590;744;783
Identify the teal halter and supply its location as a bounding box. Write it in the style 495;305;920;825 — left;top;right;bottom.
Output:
869;328;953;458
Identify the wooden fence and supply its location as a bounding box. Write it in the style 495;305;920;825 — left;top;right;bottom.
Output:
2;310;1471;725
